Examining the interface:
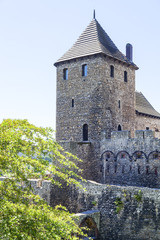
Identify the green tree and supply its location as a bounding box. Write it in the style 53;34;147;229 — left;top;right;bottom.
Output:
0;119;85;240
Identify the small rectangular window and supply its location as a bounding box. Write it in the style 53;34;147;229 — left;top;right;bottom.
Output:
72;99;74;107
63;68;68;80
124;71;127;82
110;65;114;78
82;64;87;77
118;100;120;108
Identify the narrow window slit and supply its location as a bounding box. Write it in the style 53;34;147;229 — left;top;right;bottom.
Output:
155;167;158;176
146;166;149;175
114;164;117;173
63;68;68;80
82;64;87;77
110;65;114;78
118;100;121;109
83;124;88;141
124;71;127;82
72;99;74;107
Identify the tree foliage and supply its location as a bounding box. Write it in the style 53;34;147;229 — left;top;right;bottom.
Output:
0;119;85;239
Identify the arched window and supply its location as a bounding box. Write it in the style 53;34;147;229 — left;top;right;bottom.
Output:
82;64;87;77
124;71;127;82
110;65;114;78
63;68;68;80
118;125;122;131
83;124;88;141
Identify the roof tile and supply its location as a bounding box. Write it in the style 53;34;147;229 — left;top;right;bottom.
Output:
55;19;138;68
136;91;160;118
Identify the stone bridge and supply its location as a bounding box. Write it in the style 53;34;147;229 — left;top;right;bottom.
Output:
75;209;100;239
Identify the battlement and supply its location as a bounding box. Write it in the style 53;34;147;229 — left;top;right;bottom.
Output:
100;130;160;188
110;129;155;140
101;130;159;155
111;130;131;139
0;178;52;204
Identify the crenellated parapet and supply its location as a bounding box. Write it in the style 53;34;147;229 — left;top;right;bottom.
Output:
100;130;160;187
101;130;158;155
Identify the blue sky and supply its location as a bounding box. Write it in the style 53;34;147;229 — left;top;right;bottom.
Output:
0;0;160;129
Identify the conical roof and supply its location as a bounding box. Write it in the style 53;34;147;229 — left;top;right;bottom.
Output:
136;91;160;118
55;18;138;68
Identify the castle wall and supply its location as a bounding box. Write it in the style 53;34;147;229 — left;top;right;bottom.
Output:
59;130;160;186
101;130;160;187
6;178;160;240
66;181;160;240
0;177;52;205
29;179;51;204
59;141;101;182
136;113;160;138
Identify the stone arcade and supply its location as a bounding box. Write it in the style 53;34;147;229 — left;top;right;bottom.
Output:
53;14;160;239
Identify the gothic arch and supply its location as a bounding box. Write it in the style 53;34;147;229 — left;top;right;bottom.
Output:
116;151;131;174
116;151;131;161
148;151;160;162
148;151;160;175
101;151;115;161
101;151;115;176
132;151;148;162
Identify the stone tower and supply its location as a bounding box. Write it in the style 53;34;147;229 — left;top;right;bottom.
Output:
54;15;138;181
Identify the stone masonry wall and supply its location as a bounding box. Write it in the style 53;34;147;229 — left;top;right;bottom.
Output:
136;113;160;138
59;140;101;182
100;130;160;187
58;129;160;186
56;54;136;142
0;177;52;205
57;180;160;240
29;179;52;204
56;54;136;182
